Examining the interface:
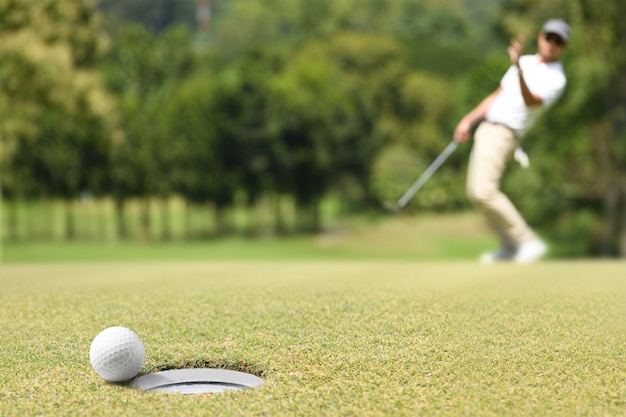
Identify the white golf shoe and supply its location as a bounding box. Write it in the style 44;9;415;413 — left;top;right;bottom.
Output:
513;239;547;263
480;247;516;264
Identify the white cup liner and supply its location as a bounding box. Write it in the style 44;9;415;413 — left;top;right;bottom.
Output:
129;368;264;394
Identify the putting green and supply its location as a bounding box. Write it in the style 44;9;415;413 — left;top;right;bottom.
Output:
2;261;625;416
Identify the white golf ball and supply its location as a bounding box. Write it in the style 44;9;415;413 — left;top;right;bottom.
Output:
89;326;145;383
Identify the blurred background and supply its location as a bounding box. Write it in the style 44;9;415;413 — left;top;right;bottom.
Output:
0;0;624;260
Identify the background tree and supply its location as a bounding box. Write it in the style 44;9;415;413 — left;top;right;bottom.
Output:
0;0;119;244
100;24;195;240
166;67;249;236
4;0;625;258
97;0;197;33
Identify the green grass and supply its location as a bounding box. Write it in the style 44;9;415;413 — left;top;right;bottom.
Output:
2;261;625;416
2;213;498;262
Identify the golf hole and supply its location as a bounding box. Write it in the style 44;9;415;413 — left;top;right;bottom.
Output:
129;369;264;394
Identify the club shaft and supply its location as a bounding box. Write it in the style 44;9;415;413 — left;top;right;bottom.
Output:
397;140;459;208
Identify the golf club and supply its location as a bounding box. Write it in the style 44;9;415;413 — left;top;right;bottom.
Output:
384;139;459;213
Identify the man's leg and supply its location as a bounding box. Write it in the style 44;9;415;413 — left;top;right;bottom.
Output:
466;123;543;260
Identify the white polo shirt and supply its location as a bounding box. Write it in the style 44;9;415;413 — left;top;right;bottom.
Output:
486;54;566;137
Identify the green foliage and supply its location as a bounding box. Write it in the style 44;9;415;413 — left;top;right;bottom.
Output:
209;0;476;54
0;0;484;236
3;0;626;256
403;42;482;78
457;54;509;114
0;0;102;65
100;24;195;200
97;0;196;32
0;0;118;199
273;33;408;203
372;144;425;206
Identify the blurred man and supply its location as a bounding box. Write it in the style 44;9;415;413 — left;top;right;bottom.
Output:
454;19;570;263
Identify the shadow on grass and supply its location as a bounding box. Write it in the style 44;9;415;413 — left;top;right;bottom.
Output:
141;357;268;378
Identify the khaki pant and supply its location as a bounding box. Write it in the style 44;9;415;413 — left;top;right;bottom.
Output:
466;122;537;248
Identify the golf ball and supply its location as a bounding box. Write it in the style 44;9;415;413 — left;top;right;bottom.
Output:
89;326;145;383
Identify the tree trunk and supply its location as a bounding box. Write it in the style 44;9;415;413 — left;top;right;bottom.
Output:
312;202;321;233
214;203;224;236
273;194;285;235
25;199;34;239
44;198;55;240
65;199;75;241
8;199;19;241
115;198;127;240
184;200;191;239
97;199;107;242
0;175;3;261
603;184;619;257
619;186;626;258
297;199;323;234
140;199;151;241
161;198;171;241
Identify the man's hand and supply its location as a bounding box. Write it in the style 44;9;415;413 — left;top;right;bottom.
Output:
508;36;525;67
453;118;473;143
508;36;543;107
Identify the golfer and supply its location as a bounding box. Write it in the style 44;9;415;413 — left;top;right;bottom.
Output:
454;19;570;263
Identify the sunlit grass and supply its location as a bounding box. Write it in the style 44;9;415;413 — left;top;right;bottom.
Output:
3;212;496;262
2;261;625;416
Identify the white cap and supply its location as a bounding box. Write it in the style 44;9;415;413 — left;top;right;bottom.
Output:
542;19;570;42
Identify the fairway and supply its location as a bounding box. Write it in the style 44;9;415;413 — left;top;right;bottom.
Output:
2;261;625;416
